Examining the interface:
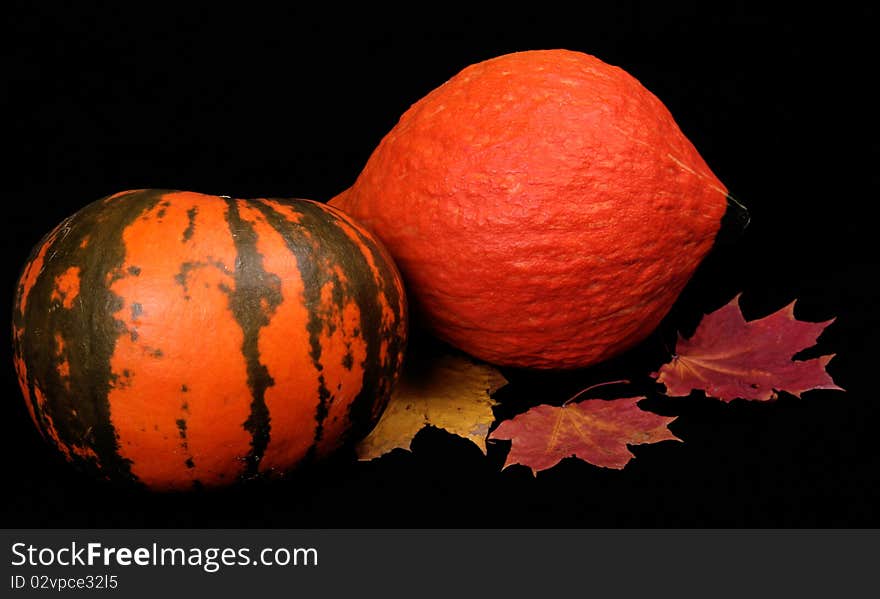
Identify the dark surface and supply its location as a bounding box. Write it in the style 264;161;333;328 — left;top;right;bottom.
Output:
2;4;877;527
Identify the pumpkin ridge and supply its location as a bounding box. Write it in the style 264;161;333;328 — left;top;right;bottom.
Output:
251;200;336;458
12;219;68;438
257;200;404;449
315;203;407;435
14;189;165;483
222;198;281;479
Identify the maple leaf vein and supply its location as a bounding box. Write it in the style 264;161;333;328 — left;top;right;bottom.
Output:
545;410;566;454
565;410;602;454
681;355;776;380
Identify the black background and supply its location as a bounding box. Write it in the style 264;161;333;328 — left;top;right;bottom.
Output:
2;3;877;527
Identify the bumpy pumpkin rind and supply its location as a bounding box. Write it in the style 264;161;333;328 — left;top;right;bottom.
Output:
331;50;727;369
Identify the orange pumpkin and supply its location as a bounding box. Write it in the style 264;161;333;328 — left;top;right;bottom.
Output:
331;50;729;369
11;190;407;490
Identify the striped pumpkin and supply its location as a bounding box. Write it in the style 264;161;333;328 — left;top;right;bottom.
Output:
12;189;407;491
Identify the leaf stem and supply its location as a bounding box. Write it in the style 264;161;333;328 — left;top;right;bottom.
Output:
562;379;631;406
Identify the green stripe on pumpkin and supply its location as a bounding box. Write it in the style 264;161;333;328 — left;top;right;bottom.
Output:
13;189;166;484
223;198;281;480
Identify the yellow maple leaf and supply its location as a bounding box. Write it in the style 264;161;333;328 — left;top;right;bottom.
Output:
356;350;506;460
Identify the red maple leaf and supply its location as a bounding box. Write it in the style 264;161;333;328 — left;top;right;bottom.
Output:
654;295;843;402
488;397;679;474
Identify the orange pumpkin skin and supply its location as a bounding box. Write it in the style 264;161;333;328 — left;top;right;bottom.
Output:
12;190;407;491
331;50;728;369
